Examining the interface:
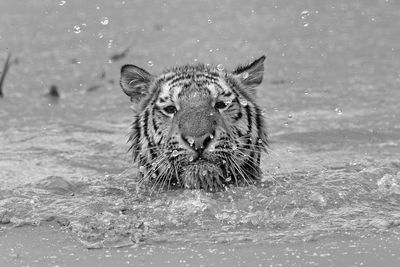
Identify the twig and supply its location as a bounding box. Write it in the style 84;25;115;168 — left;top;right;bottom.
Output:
0;52;12;97
110;47;130;62
47;84;60;98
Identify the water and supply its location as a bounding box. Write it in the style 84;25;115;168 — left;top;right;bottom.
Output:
1;0;400;265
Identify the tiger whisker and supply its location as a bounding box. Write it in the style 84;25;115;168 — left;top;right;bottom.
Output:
226;155;253;186
121;56;268;192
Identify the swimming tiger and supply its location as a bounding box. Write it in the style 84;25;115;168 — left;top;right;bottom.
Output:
119;56;268;191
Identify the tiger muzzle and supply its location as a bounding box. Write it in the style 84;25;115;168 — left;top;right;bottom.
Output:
178;106;217;155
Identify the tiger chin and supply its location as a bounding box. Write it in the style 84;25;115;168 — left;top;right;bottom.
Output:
119;56;268;192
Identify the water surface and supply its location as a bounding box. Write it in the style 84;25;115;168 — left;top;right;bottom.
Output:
1;0;400;265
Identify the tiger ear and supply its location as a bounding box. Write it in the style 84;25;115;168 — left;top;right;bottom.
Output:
120;64;153;102
232;55;265;88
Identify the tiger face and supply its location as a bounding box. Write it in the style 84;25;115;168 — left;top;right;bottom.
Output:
120;56;268;191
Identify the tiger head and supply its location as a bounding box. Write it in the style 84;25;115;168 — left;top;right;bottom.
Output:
120;56;268;191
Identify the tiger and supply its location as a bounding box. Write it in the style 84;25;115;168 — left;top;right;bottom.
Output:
119;56;268;191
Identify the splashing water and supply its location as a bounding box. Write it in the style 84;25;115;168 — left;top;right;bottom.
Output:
1;3;400;264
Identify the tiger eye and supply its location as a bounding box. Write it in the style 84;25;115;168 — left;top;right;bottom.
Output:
163;105;177;114
215;101;227;110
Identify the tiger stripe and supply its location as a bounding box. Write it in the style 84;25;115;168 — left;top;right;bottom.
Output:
120;56;268;191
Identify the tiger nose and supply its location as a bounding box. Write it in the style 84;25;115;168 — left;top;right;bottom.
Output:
182;132;214;153
179;108;216;153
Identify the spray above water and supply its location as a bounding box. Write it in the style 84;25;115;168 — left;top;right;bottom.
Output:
335;107;343;115
100;17;109;25
300;10;310;27
300;10;310;19
73;25;82;34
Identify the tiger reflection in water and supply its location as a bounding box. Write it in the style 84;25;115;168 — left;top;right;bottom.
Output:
120;56;268;191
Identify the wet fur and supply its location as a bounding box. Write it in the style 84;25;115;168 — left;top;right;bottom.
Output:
120;56;268;191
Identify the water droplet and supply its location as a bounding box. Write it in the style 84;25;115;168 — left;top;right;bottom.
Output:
239;98;248;107
284;121;289;126
73;25;81;34
288;114;293;119
300;10;310;27
148;60;154;67
207;18;212;24
59;0;66;6
242;72;249;79
335;107;343;115
194;58;198;62
171;150;179;157
300;10;310;19
187;137;195;147
100;17;109;25
98;32;104;39
139;166;146;173
107;39;113;48
209;134;214;139
209;144;215;152
258;139;263;144
216;64;224;71
189;156;194;162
